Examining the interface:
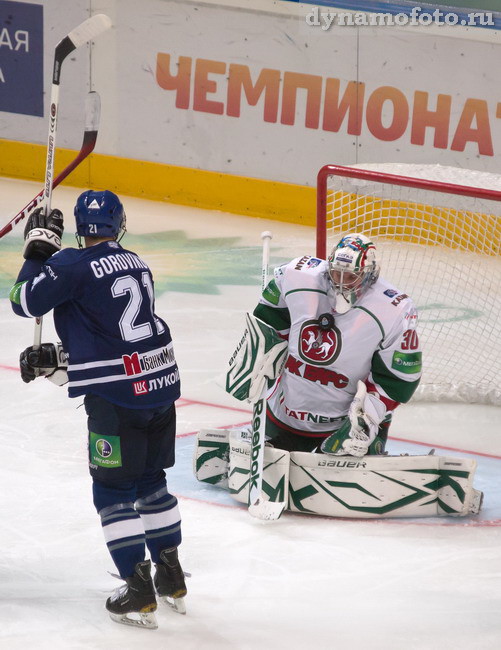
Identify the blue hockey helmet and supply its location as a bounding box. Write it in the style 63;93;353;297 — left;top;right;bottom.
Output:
74;190;126;241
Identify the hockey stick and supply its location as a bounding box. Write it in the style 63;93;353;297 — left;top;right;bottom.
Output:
0;91;101;240
248;231;287;521
33;14;112;352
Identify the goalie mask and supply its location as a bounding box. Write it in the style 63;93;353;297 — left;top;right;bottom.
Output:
327;233;379;313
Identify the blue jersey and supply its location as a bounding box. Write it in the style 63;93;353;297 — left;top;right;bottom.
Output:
10;240;180;409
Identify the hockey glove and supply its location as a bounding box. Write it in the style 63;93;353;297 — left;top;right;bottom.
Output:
321;381;387;457
20;343;68;386
226;313;288;403
23;207;64;261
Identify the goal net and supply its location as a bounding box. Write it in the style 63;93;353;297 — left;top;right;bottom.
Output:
317;163;501;405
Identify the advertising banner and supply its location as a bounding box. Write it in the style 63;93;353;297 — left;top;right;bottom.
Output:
89;0;500;186
0;0;43;116
1;0;500;188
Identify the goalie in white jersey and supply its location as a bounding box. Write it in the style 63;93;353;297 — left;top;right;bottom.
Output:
227;233;423;458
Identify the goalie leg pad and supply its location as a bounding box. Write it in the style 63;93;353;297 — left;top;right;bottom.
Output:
194;431;483;518
193;429;231;489
288;453;482;518
438;457;483;516
228;430;290;506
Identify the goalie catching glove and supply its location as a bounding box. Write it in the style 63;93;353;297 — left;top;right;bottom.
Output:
23;207;64;261
321;380;387;457
20;343;68;386
226;313;288;403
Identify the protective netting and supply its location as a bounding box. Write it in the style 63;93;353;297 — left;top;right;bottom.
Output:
318;164;501;405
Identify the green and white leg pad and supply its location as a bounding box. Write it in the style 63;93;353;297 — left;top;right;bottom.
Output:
194;430;483;518
193;428;231;489
288;453;482;518
194;428;290;507
227;429;290;506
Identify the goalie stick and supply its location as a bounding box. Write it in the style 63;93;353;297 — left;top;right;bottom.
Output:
0;91;101;240
248;231;287;521
32;13;112;354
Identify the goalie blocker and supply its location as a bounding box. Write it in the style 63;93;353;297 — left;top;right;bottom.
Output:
225;313;287;403
193;428;483;518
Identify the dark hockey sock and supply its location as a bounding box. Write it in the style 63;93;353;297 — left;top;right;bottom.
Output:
99;502;146;578
93;480;146;578
136;486;182;563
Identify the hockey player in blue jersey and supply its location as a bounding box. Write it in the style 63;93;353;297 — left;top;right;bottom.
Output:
10;190;187;629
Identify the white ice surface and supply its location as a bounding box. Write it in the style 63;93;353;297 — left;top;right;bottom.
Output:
1;178;500;650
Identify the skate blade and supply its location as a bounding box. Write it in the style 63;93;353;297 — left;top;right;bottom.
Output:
109;610;158;629
159;595;186;615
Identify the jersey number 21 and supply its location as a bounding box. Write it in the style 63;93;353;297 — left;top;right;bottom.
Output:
111;272;165;342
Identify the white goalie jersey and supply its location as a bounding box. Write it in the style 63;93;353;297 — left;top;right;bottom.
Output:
254;255;422;436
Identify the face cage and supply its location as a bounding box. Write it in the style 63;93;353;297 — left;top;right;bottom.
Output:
328;265;378;305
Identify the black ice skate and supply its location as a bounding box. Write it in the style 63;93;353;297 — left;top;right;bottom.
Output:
106;560;158;629
154;547;188;615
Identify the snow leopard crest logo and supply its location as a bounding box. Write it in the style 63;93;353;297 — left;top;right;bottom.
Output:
298;319;341;366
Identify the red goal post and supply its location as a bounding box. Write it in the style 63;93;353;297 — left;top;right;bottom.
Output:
316;164;501;405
